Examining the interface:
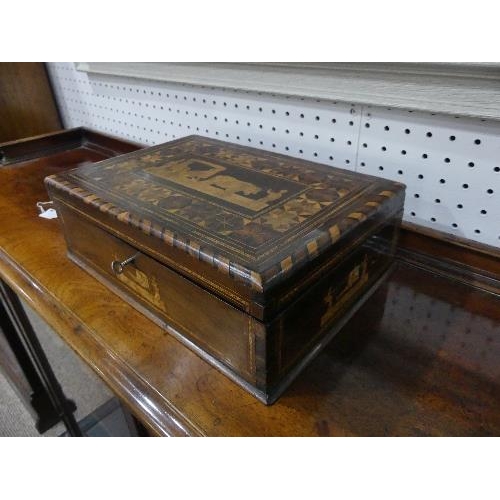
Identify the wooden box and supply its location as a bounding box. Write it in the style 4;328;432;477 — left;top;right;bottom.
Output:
45;135;405;403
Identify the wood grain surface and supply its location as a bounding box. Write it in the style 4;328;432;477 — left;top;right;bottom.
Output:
0;63;61;143
1;129;499;436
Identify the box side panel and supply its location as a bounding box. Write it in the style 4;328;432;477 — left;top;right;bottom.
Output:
264;211;402;392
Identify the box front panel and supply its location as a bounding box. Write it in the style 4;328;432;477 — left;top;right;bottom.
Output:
54;199;260;386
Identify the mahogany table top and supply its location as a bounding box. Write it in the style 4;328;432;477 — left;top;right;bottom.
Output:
1;129;498;436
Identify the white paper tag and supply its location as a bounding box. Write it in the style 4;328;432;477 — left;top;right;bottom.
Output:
39;208;58;219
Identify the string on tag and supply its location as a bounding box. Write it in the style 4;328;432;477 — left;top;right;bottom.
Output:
36;201;58;219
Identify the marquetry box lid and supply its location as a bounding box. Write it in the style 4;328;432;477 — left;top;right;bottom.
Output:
45;136;405;321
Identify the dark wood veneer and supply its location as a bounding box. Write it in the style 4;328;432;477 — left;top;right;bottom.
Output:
0;63;61;143
45;135;405;402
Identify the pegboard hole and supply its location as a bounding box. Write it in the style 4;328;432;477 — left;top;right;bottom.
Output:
494;167;500;172
474;139;481;145
404;128;410;134
439;178;446;184
457;204;463;209
452;223;458;228
468;162;475;168
418;174;424;179
487;189;494;194
426;132;433;137
422;153;428;159
449;135;456;141
481;209;487;215
435;199;441;203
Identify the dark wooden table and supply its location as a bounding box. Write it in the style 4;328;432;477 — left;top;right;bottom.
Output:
1;129;499;436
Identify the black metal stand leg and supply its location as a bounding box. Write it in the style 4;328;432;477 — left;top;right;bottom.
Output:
0;279;82;436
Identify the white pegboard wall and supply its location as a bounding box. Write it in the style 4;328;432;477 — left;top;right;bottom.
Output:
358;107;500;247
46;62;500;248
